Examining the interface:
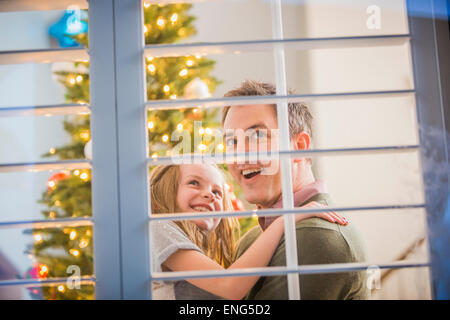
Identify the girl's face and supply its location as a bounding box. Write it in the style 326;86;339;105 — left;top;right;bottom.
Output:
176;164;225;232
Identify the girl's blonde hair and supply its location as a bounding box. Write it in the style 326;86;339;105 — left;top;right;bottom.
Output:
150;164;238;268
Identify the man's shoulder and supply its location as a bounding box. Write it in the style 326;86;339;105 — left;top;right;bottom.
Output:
292;217;367;263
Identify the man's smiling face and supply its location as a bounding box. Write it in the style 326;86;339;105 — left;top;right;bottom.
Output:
223;104;282;208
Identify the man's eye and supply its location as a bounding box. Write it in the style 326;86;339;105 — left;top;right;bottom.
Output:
250;130;267;141
225;138;236;147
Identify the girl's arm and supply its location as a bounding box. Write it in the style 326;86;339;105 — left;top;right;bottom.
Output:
163;202;346;300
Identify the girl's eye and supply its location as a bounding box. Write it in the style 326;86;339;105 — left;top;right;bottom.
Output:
188;180;199;186
213;190;223;197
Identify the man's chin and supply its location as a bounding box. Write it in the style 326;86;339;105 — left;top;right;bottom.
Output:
244;193;267;207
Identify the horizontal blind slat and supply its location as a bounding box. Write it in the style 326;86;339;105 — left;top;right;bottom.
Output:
145;35;410;57
149;203;425;221
0;48;88;65
0;276;95;288
0;160;91;172
0;217;93;229
147;145;420;165
150;260;430;281
146;90;416;110
0;0;88;12
0;104;90;117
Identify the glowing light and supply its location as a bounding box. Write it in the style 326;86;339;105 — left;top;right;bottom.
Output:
198;144;207;151
146;56;154;62
195;54;202;59
198;128;205;135
151;153;158;159
80;131;90;140
143;25;148;33
69;231;77;240
193;108;199;113
177;123;183;131
162;134;169;142
76;75;83;83
57;285;66;293
48;181;56;189
186;60;194;67
205;128;212;135
70;249;80;257
179;69;188;77
143;2;150;8
79;239;89;248
147;64;155;73
34;234;43;243
147;121;154;130
156;17;166;28
170;94;177;99
49;148;56;155
49;211;56;219
74;170;80;176
163;85;170;93
217;143;224;151
170;13;178;23
69;77;76;85
80;172;89;180
39;265;48;277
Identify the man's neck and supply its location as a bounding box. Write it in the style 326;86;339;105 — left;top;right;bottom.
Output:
257;170;316;210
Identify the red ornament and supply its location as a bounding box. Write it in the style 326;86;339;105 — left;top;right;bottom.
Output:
231;198;245;211
47;171;70;191
25;263;48;279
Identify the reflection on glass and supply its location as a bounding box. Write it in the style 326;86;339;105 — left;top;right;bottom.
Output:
0;226;94;299
0;284;95;300
0;168;92;223
143;0;408;45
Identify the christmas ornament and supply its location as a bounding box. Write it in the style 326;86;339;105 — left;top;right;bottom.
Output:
24;263;49;279
84;140;92;160
49;9;88;48
47;171;70;192
183;78;211;99
231;198;245;211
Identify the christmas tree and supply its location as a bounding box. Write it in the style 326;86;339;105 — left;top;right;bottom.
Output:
25;3;239;300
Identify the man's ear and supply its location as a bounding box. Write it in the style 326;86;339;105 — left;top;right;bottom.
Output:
291;132;311;163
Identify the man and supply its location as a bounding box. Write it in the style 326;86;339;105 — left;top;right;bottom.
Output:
222;80;369;300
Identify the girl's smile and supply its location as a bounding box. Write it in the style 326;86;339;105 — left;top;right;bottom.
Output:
176;164;225;232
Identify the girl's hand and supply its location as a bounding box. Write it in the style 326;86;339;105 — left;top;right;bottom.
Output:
294;201;348;225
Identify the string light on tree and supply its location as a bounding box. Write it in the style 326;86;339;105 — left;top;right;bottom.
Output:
156;17;166;28
148;64;156;73
69;230;77;240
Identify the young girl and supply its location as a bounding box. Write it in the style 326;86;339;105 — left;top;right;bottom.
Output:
150;163;347;300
